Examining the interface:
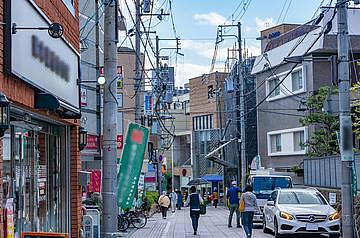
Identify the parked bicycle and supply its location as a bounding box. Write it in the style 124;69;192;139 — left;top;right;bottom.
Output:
117;208;147;231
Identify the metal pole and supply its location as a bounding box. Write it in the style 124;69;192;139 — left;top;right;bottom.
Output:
337;1;354;237
237;22;246;190
101;0;118;236
95;0;101;154
155;35;162;195
134;0;142;124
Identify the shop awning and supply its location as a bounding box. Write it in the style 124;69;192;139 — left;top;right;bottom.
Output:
35;93;81;119
201;174;223;182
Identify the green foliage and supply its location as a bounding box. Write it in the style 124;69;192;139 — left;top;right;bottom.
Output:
300;86;340;158
145;191;158;210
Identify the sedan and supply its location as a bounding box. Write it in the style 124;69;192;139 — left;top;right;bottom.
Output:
262;188;341;238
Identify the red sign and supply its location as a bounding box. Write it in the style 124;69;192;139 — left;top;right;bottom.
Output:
88;170;101;193
117;135;123;149
144;177;156;183
131;130;144;144
84;134;98;151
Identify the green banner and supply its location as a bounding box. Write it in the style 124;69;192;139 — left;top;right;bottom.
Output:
117;123;149;209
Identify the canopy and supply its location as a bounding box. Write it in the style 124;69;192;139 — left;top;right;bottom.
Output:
201;174;223;182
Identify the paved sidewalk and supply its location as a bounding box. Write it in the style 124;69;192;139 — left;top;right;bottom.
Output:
128;206;272;238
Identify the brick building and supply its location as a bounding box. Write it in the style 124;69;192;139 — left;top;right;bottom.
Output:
0;0;82;237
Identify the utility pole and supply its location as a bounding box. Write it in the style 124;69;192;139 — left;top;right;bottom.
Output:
337;1;354;237
155;35;162;195
95;0;101;154
101;0;118;237
236;22;246;190
134;0;142;124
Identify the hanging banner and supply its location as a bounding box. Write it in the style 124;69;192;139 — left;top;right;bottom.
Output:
117;123;149;209
5;198;14;238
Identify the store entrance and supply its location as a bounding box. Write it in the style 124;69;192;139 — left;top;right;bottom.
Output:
2;122;69;236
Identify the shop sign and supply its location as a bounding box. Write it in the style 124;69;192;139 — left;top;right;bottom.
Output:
138;174;145;198
117;135;123;149
38;165;47;201
5;198;14;238
116;66;123;93
8;0;80;110
85;135;98;151
144;94;153;116
81;88;88;107
117;123;149;209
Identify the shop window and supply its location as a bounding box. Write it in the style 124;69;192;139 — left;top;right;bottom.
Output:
2;125;69;235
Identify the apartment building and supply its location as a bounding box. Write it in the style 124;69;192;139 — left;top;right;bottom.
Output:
252;7;360;172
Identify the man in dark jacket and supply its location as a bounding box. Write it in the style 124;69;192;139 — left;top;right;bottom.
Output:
227;181;241;228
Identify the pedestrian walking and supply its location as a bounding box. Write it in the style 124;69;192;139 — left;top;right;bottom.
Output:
212;187;218;208
185;186;204;235
169;190;178;213
227;181;241;228
240;185;259;238
158;191;170;219
177;190;183;210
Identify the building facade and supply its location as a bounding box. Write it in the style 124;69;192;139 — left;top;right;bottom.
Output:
251;7;360;172
1;0;82;237
189;72;227;187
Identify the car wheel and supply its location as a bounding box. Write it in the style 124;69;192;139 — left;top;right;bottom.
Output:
262;215;271;234
274;218;282;238
329;234;340;238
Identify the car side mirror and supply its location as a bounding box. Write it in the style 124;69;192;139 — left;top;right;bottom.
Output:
267;201;275;206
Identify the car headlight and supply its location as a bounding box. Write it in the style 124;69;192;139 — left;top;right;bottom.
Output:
280;211;294;220
328;212;340;221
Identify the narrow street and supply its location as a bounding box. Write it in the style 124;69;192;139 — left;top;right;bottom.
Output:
129;206;273;238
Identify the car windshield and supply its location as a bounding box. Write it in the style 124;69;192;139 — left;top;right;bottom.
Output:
253;177;292;194
278;191;327;205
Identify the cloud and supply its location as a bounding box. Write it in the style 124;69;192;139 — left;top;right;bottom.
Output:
255;17;274;32
175;63;209;87
193;12;226;26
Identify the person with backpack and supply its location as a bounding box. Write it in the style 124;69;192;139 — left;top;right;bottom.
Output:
185;186;204;235
227;181;241;228
239;185;259;238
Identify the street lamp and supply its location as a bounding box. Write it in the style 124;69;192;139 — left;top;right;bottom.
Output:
0;93;10;137
79;126;88;151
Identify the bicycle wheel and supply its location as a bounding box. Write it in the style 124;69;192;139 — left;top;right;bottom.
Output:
131;212;147;229
118;214;130;232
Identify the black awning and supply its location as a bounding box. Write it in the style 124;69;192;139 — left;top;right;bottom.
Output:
35;93;60;109
35;93;81;119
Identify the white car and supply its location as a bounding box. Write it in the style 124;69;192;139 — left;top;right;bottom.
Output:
262;188;341;238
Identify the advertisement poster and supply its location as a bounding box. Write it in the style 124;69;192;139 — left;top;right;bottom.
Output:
5;198;14;238
117;123;149;209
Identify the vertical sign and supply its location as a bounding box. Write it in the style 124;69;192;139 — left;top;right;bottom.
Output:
83;215;93;238
117;66;123;93
80;88;87;107
5;198;14;238
117;123;149;209
117;135;123;149
144;93;153;116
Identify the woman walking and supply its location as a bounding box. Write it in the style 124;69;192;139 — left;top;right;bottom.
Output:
185;186;203;235
158;191;170;219
240;185;259;238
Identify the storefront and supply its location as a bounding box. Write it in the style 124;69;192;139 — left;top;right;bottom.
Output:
0;0;82;237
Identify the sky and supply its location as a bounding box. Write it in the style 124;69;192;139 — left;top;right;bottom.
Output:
120;0;334;87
